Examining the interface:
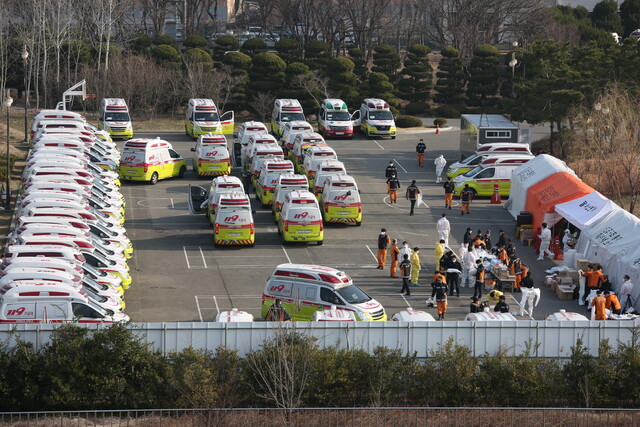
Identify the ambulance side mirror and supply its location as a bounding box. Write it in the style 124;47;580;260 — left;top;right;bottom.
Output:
347;190;352;196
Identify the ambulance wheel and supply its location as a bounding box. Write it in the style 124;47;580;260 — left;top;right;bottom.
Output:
317;240;323;246
392;136;396;140
185;125;189;136
149;172;159;185
249;243;255;248
356;221;362;226
178;166;186;178
213;241;219;248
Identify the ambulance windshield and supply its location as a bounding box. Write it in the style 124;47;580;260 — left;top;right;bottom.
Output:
326;111;350;121
195;112;219;121
336;285;370;304
463;166;481;177
281;112;305;122
368;111;393;121
104;112;130;122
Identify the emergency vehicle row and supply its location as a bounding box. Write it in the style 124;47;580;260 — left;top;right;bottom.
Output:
187;114;363;246
0;108;135;324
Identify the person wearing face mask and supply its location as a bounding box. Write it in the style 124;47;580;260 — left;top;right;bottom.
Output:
376;228;391;270
399;241;411;264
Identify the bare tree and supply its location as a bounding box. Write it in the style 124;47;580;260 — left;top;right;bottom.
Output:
293;71;335;107
417;0;549;64
339;0;394;61
182;61;245;112
569;83;640;213
249;91;275;122
138;0;170;37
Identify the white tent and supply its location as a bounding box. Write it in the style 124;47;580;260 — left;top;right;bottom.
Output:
555;191;621;229
507;154;575;218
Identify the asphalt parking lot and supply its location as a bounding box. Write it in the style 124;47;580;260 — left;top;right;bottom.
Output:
120;123;571;322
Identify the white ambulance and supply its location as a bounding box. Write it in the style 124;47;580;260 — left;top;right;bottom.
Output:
254;160;295;207
300;145;337;180
271;99;305;137
312;160;347;196
319;174;362;226
98;98;133;140
280;121;314;155
186;176;245;223
277;190;323;246
290;132;326;173
391;309;436;322
184;98;234;138
190;134;231;177
248;145;285;182
242;134;279;168
118;139;187;184
272;174;309;222
212;193;255;247
260;263;387;321
0;282;128;324
317;98;355;139
352;98;397;139
215;308;254;322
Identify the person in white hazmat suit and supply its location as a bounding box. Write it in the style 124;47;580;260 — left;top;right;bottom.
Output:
537;222;554;261
436;213;451;245
434;154;447;183
461;248;477;287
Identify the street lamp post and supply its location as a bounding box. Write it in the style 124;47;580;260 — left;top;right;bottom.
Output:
22;46;29;143
3;90;13;209
593;102;610;190
509;41;518;98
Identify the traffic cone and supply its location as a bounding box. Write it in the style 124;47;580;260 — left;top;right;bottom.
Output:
551;237;563;260
435;124;440;135
490;183;501;204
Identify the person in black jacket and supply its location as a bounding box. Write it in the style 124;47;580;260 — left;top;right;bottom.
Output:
497;230;507;248
406;180;420;216
445;255;462;297
470;297;481;313
443;177;454;209
463;228;473;245
431;277;448;320
385;161;397;178
494;295;510;313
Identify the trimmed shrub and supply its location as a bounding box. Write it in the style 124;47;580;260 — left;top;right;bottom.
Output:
151;44;180;63
396;115;423;128
184;35;209;48
183;48;212;64
404;102;429;115
222;51;251;69
153;35;176;46
241;38;268;55
434;118;448;127
128;33;152;52
436;105;460;118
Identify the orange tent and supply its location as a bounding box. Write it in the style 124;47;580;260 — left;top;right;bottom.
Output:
524;172;594;234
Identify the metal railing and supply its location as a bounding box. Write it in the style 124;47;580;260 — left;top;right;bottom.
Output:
0;407;638;426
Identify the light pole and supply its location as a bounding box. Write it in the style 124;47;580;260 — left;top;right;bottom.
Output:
21;45;29;143
3;90;13;209
593;101;610;190
509;41;518;98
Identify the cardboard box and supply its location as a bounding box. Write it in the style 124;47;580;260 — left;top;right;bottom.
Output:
523;238;534;246
577;259;591;271
521;229;533;239
559;277;574;285
556;284;575;300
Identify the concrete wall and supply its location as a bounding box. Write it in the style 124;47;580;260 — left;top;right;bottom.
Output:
2;321;639;358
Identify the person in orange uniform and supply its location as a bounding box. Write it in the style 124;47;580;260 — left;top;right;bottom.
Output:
376;228;391;270
581;265;604;304
497;245;509;265
604;290;622;315
390;239;400;278
512;258;528;289
591;290;607;320
433;269;447;284
386;173;400;204
443;177;454;210
460;184;473;215
431;276;448;320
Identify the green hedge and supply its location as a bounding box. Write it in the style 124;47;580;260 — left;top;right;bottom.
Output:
2;326;640;410
395;115;423;128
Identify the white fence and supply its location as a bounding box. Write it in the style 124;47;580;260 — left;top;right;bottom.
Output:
2;320;639;358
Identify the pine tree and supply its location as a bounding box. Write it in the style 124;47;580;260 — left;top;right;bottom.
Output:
434;47;466;105
466;44;501;107
397;44;433;110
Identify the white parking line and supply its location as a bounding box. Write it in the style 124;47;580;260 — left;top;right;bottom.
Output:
213;295;220;314
509;295;534;320
281;246;292;263
199;246;208;269
170;198;175;209
392;159;407;173
401;294;410;307
183;246;191;269
365;245;378;262
195;296;203;321
372;139;385;150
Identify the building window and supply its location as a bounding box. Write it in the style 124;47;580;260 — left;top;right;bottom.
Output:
486;130;511;138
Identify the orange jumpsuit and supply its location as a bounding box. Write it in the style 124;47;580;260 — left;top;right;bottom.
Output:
591;295;607;320
515;264;528;289
377;234;391;268
605;294;621;312
390;244;400;278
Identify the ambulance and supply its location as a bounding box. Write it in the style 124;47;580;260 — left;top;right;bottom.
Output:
272;174;309;222
312;160;347;196
187;176;245;221
289;132;326;172
248;145;285;183
212;193;255;247
255;160;295;207
277;190;323;245
118;139;187;185
242;133;279;169
184;98;234;138
0;268;82;290
545;310;589;321
317;98;355;139
447;143;533;178
190;134;231;177
0;282;128;324
30;110;86;139
319;175;362;226
234;122;269;166
453;155;534;197
271;99;306;137
280;121;314;155
465;311;517;321
98;98;133;140
312;306;357;321
352;98;397;139
300;145;337;181
261;263;387;321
